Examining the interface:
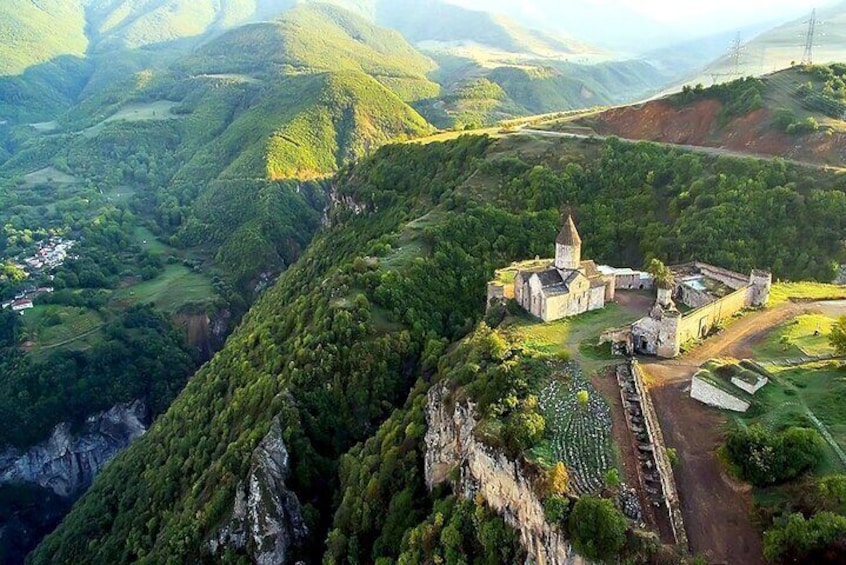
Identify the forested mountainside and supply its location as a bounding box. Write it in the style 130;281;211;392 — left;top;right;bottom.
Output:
1;4;434;292
30;133;846;563
0;0;679;126
0;0;685;297
573;65;846;169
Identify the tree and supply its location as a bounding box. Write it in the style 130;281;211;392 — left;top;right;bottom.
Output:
547;462;570;495
605;468;621;488
507;411;545;451
576;390;589;408
764;512;846;564
724;424;824;486
568;496;627;562
646;258;674;289
830;316;846;356
543;495;570;524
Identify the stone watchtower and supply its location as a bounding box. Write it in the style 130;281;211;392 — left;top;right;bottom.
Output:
749;270;773;307
554;214;582;271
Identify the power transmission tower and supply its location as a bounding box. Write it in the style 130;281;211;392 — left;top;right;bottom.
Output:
710;32;745;84
730;32;744;76
802;9;817;65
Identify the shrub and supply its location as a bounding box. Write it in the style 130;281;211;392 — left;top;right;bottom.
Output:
568;496;627;562
724;424;824;486
543;494;570;524
763;511;846;564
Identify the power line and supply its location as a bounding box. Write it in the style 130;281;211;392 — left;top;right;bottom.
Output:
802;9;817;65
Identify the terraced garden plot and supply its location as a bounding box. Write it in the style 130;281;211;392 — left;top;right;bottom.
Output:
538;366;614;494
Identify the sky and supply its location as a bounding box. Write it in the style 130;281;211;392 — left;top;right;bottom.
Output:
445;0;838;51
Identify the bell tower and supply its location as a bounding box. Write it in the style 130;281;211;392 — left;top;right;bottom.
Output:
554;214;582;271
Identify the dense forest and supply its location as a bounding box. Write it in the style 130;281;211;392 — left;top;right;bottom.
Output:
0;304;196;448
29;133;846;562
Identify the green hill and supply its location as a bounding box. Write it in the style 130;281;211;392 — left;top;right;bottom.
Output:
375;0;596;57
29;132;846;563
0;0;88;76
1;4;435;290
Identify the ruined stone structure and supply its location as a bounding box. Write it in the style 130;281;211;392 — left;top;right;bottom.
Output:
616;362;688;547
512;215;614;322
598;266;654;291
602;262;772;358
690;377;751;412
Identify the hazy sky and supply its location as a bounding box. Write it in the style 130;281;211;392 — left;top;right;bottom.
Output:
445;0;836;51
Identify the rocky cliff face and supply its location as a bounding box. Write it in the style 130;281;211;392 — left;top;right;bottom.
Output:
0;400;148;497
424;384;584;565
208;416;308;565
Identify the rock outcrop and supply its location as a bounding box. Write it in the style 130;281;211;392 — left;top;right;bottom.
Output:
208;417;308;565
0;400;148;497
424;384;584;565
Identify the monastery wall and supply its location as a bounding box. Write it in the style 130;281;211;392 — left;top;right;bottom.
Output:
677;286;751;344
692;262;749;290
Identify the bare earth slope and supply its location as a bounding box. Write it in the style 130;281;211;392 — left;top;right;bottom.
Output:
576;67;846;169
590;99;846;168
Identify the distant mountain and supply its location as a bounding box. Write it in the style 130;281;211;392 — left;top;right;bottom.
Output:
376;0;598;59
1;3;434;287
680;2;846;88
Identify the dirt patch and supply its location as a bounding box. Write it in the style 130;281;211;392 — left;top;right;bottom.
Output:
614;289;655;317
589;98;846;168
591;99;722;146
650;381;764;564
173;313;212;360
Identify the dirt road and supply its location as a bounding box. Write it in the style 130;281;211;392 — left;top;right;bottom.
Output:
639;301;846;564
516;128;846;173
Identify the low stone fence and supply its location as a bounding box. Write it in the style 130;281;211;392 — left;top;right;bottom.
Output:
630;361;689;549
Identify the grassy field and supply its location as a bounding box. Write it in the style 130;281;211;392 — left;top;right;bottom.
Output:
730;360;846;475
22;305;105;353
768;282;846;306
133;226;170;254
752;313;838;360
22;167;79;187
506;302;644;372
114;264;216;313
82;101;181;137
379;210;445;271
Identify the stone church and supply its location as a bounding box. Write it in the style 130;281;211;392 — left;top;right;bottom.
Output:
514;215;614;322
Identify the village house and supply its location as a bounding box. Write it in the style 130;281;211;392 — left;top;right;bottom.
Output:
11;299;34;312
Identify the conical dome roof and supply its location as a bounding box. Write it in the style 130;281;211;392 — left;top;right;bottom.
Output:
556;214;581;247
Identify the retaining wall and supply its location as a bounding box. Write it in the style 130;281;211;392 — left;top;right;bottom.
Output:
630;361;689;549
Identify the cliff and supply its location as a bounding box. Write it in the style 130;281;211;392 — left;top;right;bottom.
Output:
424;384;585;565
0;400;148;497
208;416;308;564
